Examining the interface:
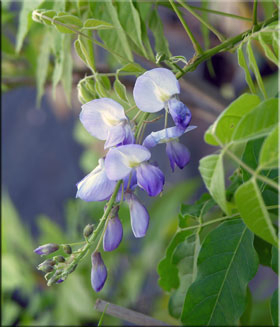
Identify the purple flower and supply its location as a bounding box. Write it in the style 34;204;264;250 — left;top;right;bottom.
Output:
105;144;165;197
103;216;123;252
126;193;150;238
133;68;180;113
91;252;107;292
166;141;190;171
34;243;59;256
168;98;192;130
76;158;116;202
80;98;134;149
136;163;164;197
143;125;197;149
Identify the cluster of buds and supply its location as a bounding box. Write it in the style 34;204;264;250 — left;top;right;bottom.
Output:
34;68;196;292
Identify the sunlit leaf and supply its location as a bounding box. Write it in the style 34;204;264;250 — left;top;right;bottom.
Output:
259;125;279;169
237;44;256;94
232;98;278;142
199;154;228;214
235;178;278;246
53;14;82;34
83;18;114;30
205;94;260;146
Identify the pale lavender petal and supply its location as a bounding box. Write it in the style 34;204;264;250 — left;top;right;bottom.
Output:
136;163;165;197
168;98;192;130
104;124;125;149
91;252;107;292
122;122;135;145
80;98;126;140
105;145;151;181
76;158;116;201
143;125;197;148
103;216;123;251
166;141;190;171
126;193;149;238
133;68;180;113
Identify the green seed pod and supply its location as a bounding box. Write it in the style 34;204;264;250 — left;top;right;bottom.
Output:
83;224;94;238
63;244;72;255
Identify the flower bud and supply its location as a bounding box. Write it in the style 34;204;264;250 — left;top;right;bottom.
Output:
45;272;54;280
63;244;72;255
91;252;107;292
34;243;59;256
68;263;78;274
103;216;123;252
54;255;65;263
83;224;94;238
37;263;54;273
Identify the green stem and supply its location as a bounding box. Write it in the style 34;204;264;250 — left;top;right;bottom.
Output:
34;12;132;64
135;112;149;142
59;180;122;281
184;5;252;21
177;0;225;42
253;0;258;25
176;14;278;79
180;213;240;232
222;146;280;191
169;0;203;55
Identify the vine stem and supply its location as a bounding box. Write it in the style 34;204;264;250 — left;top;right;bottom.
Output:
176;14;278;79
169;0;203;55
177;0;225;42
180;213;240;232
253;0;258;26
222;146;280;191
60;180;122;279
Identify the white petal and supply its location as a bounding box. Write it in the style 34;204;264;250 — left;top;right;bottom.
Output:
80;98;126;140
76;159;116;201
133;68;180;113
105;145;151;180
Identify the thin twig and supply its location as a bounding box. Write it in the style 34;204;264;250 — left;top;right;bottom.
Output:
95;299;168;326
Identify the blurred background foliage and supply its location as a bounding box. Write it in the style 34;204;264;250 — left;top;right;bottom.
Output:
2;0;278;325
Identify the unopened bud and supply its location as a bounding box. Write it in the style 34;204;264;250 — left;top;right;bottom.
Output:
54;255;65;263
45;272;54;280
38;259;55;272
63;244;72;255
91;252;107;292
83;224;94;238
34;243;59;256
103;216;123;252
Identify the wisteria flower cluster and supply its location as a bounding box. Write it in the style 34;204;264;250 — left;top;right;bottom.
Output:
34;68;196;292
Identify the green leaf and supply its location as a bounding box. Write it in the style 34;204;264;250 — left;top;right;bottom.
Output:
117;0;148;58
83;18;114;30
114;79;129;103
157;230;193;292
148;9;171;58
117;63;145;75
254;235;272;267
237;44;256;94
205;94;260;146
169;232;200;319
270;289;278;326
247;39;267;99
78;31;95;72
97;0;133;63
235;178;278;246
271;246;278;274
36;31;52;107
40;10;57;26
241;137;265;182
95;80;107;98
16;0;44;52
74;39;87;65
232;98;278;142
61;35;73;105
259;125;279;169
181;219;258;325
240;287;253;326
53;14;82;34
258;33;279;66
199;154;228;214
52;33;65;98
